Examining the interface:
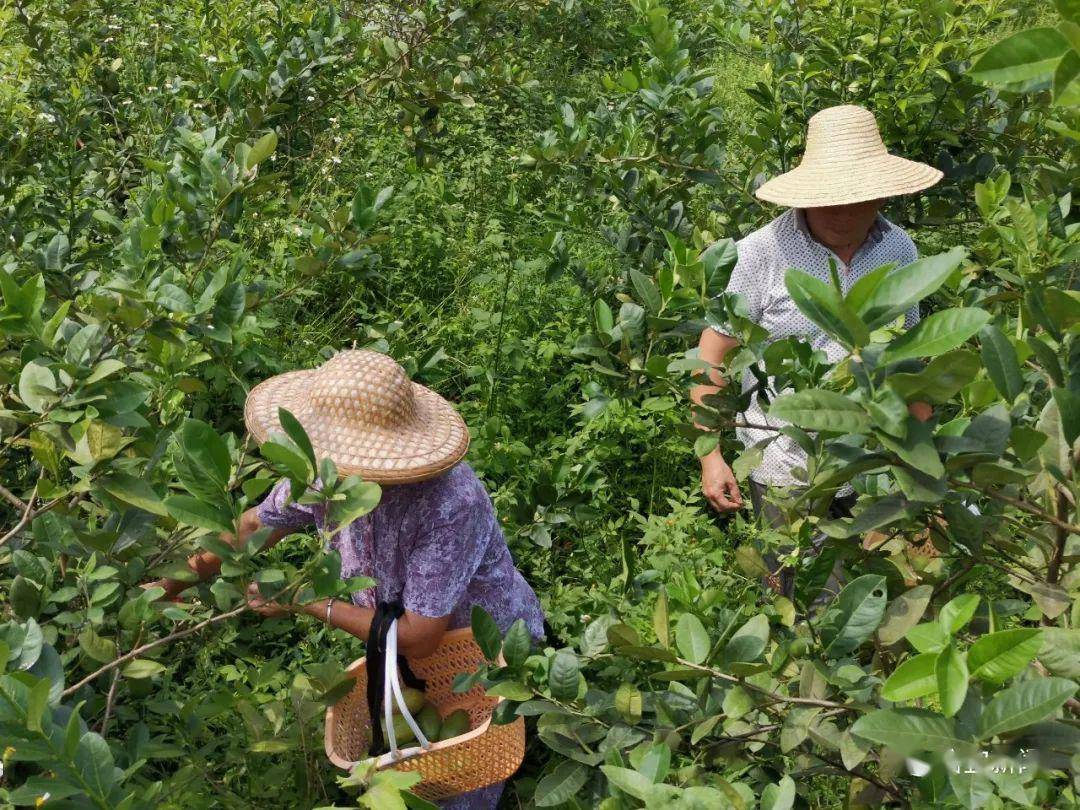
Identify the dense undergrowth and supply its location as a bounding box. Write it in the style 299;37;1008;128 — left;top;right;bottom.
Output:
0;0;1078;808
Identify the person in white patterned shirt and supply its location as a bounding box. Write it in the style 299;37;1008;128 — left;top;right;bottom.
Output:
690;105;941;598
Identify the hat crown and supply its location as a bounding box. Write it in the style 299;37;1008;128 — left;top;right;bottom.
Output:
801;105;887;166
307;350;416;428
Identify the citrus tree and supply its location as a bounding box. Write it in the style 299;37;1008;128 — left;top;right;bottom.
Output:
473;3;1080;807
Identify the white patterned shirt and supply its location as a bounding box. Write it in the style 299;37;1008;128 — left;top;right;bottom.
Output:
713;208;920;488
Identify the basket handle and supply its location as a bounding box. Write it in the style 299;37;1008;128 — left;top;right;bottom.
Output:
383;618;432;758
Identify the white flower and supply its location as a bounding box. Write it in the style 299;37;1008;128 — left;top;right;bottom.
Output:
206;55;218;63
331;156;341;164
580;614;591;623
306;95;314;102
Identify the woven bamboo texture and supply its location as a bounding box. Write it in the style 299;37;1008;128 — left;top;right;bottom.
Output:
244;349;469;484
325;628;525;801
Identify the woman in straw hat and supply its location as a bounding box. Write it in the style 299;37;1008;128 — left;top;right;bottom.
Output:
690;104;940;598
154;349;544;809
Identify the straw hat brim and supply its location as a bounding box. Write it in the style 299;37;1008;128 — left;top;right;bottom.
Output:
755;154;944;208
244;370;469;484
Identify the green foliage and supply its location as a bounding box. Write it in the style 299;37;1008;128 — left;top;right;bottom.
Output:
0;0;1078;807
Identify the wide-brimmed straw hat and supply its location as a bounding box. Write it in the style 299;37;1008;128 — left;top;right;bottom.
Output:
754;105;943;208
244;350;469;484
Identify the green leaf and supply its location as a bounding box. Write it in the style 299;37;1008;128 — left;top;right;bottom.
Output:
888;350;980;404
638;742;671;783
724;614;769;664
769;389;870;434
629;269;662;313
78;627;117;664
820;575;888;658
968;629;1042;684
260;440;311;484
1059;0;1080;23
181;419;231;490
121;659;166;679
780;706;822;752
851;708;963;753
25;676;50;733
877;585;933;645
486;681;532;701
593;298;614;333
906;621;951;654
969;27;1069;86
534;761;589;807
1039;628;1080;678
936;646;968;718
248;130;279;166
881;308;990;364
327;478;381;528
74;731;117;798
164;495;234;533
549;650;581;701
277;408;318;476
785;269;868;347
653;589;669;648
18;362;57;413
1055;48;1080;106
471;606;501;661
844;261;895;315
939;594;980;634
502;619;531;669
1052;388;1080;446
722;685;754;719
760;776;796;810
980;325;1024;403
881;652;939;701
100;473;167;516
694;434;719;458
857;248;965;329
600;765;652;800
615;682;643;723
674;614;710;665
978;678;1077;739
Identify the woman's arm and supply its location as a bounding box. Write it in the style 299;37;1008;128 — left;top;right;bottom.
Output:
152;507;290;599
246;587;451;659
691;328;744;512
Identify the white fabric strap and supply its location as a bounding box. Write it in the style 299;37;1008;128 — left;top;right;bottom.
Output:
382;618;431;759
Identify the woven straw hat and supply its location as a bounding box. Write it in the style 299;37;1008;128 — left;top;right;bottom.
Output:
755;105;943;208
244;350;469;484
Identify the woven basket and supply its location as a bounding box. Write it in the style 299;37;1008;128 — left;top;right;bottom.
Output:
324;628;526;801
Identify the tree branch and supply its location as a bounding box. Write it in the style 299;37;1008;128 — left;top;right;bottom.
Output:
62;602;249;698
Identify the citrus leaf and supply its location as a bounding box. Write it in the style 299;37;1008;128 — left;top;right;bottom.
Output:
881;308;990;364
769;389;870;434
881;652;939;701
968;629;1042;684
978;677;1078;739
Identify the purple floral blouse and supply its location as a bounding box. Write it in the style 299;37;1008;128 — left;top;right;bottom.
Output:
256;462;545;641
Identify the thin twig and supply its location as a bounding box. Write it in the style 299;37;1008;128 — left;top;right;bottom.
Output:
99;669;121;736
0;483;28;512
672;655;852;711
62;602;249;697
954;480;1080;536
0;481;41;548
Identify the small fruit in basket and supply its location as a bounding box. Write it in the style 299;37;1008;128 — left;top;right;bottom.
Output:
401;686;426;714
437;709;470;741
417;702;442;741
380;712;417;747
